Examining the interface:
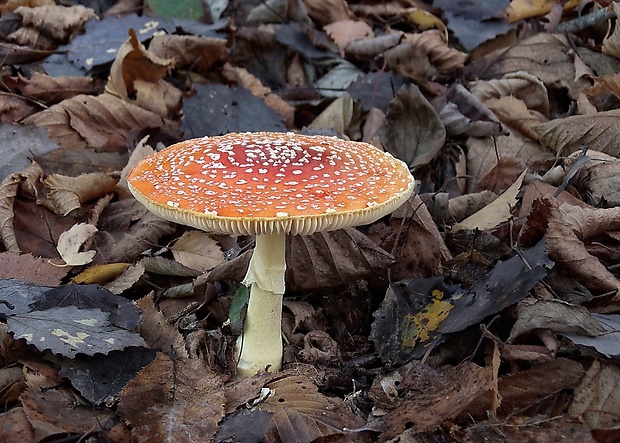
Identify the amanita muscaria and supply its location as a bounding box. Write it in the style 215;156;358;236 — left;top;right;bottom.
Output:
127;132;415;377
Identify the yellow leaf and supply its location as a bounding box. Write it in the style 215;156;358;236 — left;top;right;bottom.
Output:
505;0;579;23
73;263;131;284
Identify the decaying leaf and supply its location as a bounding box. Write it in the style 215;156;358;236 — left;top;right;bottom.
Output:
452;170;525;232
105;29;180;118
564;314;620;357
535;197;620;296
149;33;228;74
534;109;620;157
44;172;118;216
380;84;446;168
8;306;145;357
15;4;96;43
118;352;225;442
569;360;620;430
56;223;97;266
171;230;224;273
286;227;395;292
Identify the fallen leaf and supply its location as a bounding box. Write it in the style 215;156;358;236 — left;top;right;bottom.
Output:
452;170;525;232
0;253;67;286
380;83;446;168
324;19;374;53
8;306;145;357
564;314;620;358
118;352;225;442
44;172;118;216
171;230;224;273
56;223;97;266
569;360;620;430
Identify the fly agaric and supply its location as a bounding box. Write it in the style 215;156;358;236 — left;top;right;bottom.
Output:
127;132;415;377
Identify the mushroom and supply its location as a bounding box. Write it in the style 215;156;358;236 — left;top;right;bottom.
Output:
127;132;415;377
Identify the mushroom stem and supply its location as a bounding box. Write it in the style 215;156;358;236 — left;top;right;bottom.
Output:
236;232;286;377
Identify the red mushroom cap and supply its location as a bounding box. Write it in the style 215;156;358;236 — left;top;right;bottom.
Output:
127;132;415;235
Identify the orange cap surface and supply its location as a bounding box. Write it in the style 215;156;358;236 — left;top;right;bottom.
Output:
127;132;415;235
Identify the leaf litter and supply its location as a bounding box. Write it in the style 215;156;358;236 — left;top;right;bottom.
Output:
1;0;620;442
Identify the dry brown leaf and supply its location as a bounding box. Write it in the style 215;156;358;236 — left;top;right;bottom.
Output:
286;227;395;292
303;0;350;26
377;194;452;281
136;294;189;359
534;109;620;157
324;19;373;53
0;91;40;122
469;33;586;99
307;93;354;135
0;162;44;253
117;136;156;200
258;375;364;440
544;199;620;295
149;33;228;74
105;29;180;118
225;65;295;127
118;352;224;442
92;199;175;265
452;170;525;232
43;172;118;216
466;129;552;193
447;191;499;223
21;387;114;440
105;260;145;294
171;230;224;273
569;360;620;430
0;252;67;285
475;155;526;193
565;149;620;208
470;71;550;116
380;83;446;168
485;95;548;140
369;362;493;440
602;3;620;59
0;407;35;442
0;0;53;14
9;72;99;105
15;4;95;43
23;94;167;151
345;32;403;58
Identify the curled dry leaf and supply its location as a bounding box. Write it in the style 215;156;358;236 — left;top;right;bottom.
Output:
383;30;467;81
44;172;118;216
534;109;620;157
15;4;95;43
469;71;550;116
56;222;97;266
535;197;620;295
6;72;99;105
149;33;228;74
602;3;620;58
468;33;586;99
452;170;525;232
475;155;526;193
105;29;180;118
307;93;354;136
117;136;156;200
0;162;44;253
565;149;620;208
437;83;503;138
484;95;547;140
345;32;403;58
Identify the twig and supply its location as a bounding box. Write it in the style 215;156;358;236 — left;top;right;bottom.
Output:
556;5;616;34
